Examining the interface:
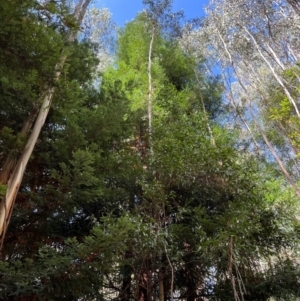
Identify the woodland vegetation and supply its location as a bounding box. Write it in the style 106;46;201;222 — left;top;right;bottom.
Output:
0;0;299;300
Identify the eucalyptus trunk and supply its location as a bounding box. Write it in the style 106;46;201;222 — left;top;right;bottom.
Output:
147;27;155;156
0;0;92;249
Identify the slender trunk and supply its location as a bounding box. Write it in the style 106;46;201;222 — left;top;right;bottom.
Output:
216;27;234;66
147;28;155;156
287;43;300;62
0;158;17;187
147;266;153;301
219;45;300;195
159;271;164;301
249;109;300;197
265;43;285;70
0;0;92;249
120;263;132;301
229;237;241;301
241;62;300;175
216;27;262;152
243;27;300;118
164;246;174;301
225;52;300;196
139;270;149;301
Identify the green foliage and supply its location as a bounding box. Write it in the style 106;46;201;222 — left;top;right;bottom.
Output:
265;66;300;156
0;4;299;301
0;216;136;300
0;184;6;198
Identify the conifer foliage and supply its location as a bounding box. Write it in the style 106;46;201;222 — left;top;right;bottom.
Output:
0;1;299;301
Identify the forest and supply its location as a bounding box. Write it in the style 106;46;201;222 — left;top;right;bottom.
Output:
0;0;299;300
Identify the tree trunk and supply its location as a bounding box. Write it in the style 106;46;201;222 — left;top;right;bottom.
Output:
139;270;149;301
120;251;133;301
147;28;155;156
228;236;241;301
120;265;132;301
250;109;300;198
0;0;92;249
243;27;300;118
159;272;164;301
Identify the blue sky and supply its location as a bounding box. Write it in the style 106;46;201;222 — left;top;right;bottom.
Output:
98;0;209;26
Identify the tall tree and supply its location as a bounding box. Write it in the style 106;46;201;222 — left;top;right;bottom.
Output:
142;0;183;154
180;0;300;196
0;0;92;247
1;2;299;301
0;32;138;299
101;12;300;301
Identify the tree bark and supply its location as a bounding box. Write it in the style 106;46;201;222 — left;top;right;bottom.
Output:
120;264;132;301
139;270;149;301
147;28;155;156
0;0;92;249
159;271;164;301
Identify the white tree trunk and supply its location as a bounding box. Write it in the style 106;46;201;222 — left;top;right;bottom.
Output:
0;0;92;249
244;27;300;118
148;28;155;156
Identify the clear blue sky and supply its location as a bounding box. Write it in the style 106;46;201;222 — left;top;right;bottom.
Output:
98;0;209;26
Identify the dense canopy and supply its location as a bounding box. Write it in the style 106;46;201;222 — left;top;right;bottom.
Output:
0;1;299;301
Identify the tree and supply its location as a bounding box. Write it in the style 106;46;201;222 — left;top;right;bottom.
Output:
0;30;139;299
1;1;299;301
180;0;300;196
98;11;300;301
0;0;92;247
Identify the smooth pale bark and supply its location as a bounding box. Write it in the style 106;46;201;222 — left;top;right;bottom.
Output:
227;59;300;196
164;246;174;301
203;1;300;196
287;44;300;62
147;28;155;156
238;59;300;175
265;43;285;70
0;0;92;249
217;29;298;167
243;27;300;118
